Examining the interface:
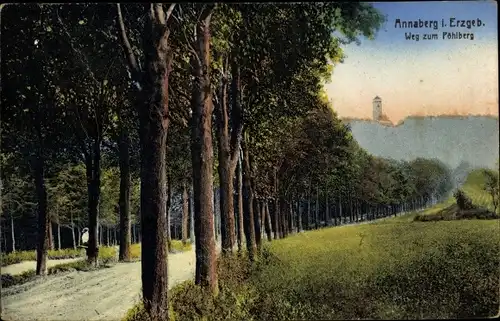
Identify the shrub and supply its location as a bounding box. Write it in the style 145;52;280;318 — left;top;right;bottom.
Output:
454;189;475;210
99;246;118;264
170;240;193;253
1;270;36;288
1;251;37;266
129;244;141;260
126;241;192;262
123;255;256;321
1;248;85;267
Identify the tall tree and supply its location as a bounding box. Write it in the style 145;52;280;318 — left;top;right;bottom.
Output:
1;4;71;275
188;4;218;294
116;3;177;319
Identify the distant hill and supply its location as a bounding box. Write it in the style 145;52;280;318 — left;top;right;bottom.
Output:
343;115;499;169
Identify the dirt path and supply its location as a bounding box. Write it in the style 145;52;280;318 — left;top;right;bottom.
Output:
1;249;196;321
1;258;83;276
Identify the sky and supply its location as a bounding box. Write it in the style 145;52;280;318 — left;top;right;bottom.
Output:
325;1;498;123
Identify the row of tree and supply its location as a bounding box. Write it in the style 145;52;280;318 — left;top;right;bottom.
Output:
1;3;452;320
0;150;452;254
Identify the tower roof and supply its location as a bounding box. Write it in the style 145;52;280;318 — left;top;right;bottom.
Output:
373;96;381;101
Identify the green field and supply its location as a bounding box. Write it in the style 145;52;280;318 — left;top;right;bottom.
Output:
140;170;500;321
146;217;499;320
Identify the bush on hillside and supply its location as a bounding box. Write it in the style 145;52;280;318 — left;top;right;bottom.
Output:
453;189;475;210
414;192;499;222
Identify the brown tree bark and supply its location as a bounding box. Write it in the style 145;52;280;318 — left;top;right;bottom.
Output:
10;214;16;252
116;4;176;319
85;140;101;266
48;221;54;251
242;133;257;261
236;152;245;253
275;203;280;238
166;179;172;251
182;181;189;245
260;200;266;235
279;199;287;238
34;154;49;276
315;186;319;229
119;129;131;262
215;56;243;254
253;194;262;250
57;222;61;250
190;5;218;294
297;199;303;232
273;170;280;240
71;213;76;249
264;200;272;241
325;195;329;227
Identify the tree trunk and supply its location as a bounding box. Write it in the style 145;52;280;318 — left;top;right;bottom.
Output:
281;200;288;238
100;224;103;246
315;186;319;229
118;128;131;261
260;200;266;237
270;199;278;239
325;195;329;227
85;139;101;265
72;226;76;250
10;213;16;252
190;6;218;294
338;195;343;225
166;181;172;251
242;133;257;261
273;170;280;239
264;200;272;241
298;199;303;232
48;221;54;251
117;4;175;318
276;200;282;238
215;57;241;254
189;186;195;242
233;192;240;250
253;195;262;250
236;152;244;252
213;187;218;242
182;181;189;245
57;222;61;250
34;154;49;276
307;185;312;230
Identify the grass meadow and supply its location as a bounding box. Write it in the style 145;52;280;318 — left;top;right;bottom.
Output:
125;169;500;320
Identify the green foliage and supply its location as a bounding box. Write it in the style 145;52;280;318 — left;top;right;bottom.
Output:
123;255;256;321
414;170;500;222
1;245;118;288
1;248;83;267
453;189;475;210
1;269;37;288
100;166;120;226
0;246;119;267
482;169;499;212
128;241;192;261
47;163;87;226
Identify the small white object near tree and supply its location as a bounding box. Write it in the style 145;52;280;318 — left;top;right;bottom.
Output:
81;227;89;245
